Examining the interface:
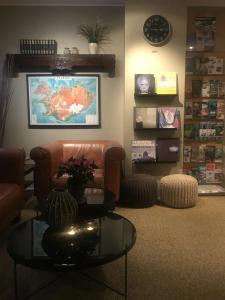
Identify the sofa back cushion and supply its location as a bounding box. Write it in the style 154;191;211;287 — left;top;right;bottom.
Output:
62;143;104;168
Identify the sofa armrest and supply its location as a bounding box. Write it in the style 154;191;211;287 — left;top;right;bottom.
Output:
0;148;25;189
30;141;63;204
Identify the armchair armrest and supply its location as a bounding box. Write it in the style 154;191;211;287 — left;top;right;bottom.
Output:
30;140;63;204
103;143;125;202
0;148;25;189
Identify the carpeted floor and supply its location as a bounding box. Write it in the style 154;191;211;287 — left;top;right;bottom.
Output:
1;196;225;300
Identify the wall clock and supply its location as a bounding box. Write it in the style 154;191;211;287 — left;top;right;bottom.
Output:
143;15;172;46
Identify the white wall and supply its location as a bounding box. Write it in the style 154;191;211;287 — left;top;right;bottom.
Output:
124;0;225;176
1;6;124;157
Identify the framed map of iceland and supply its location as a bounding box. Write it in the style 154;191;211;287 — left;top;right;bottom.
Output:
26;74;100;128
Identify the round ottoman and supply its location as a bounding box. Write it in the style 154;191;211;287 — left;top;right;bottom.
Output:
159;174;198;208
120;174;157;207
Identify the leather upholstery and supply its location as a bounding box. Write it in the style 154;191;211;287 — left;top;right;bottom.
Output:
30;140;125;205
0;148;25;232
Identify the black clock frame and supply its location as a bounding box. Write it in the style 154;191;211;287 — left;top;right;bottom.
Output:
143;15;172;46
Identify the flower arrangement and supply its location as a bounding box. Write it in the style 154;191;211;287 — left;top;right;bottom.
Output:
57;155;98;186
77;22;111;44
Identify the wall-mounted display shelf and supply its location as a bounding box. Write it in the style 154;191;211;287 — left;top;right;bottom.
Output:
6;54;116;77
184;6;225;195
132;139;180;163
134;107;180;130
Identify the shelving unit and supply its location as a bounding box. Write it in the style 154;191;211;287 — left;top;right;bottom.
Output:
183;7;225;195
7;54;116;77
132;85;181;165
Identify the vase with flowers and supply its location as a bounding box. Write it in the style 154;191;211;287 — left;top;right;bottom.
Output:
57;156;97;205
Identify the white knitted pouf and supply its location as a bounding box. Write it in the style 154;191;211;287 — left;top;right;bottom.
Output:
160;174;198;208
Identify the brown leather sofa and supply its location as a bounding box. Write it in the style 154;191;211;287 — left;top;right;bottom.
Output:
30;140;125;205
0;148;25;232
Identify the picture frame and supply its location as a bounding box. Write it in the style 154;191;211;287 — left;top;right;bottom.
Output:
134;74;155;95
26;74;100;128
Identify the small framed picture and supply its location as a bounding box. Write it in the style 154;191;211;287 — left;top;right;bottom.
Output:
134;107;157;129
135;74;155;95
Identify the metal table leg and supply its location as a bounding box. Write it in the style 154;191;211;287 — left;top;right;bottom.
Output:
14;260;18;300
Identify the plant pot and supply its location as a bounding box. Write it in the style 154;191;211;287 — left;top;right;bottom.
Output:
68;184;86;205
88;43;98;54
43;189;79;228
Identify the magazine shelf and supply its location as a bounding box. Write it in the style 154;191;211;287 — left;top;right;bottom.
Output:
184;7;225;194
184;7;225;195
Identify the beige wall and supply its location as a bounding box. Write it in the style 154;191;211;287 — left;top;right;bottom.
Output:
124;0;225;176
1;6;124;157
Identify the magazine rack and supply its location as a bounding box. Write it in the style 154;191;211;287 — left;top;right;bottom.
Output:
183;7;225;195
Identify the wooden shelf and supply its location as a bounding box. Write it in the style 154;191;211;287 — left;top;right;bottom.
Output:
7;54;116;77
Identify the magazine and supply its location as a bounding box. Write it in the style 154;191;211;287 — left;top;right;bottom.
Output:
158;107;180;128
195;17;216;51
131;140;156;162
157;139;180;162
216;99;225;119
185;101;193;119
135;74;155;95
155;72;177;95
134;107;157;129
183;145;192;163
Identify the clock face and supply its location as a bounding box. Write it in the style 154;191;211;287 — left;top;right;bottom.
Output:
143;15;172;46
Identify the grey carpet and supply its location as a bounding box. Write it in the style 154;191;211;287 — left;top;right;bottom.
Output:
1;196;225;299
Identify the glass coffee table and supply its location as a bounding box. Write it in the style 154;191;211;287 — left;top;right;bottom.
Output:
7;212;136;300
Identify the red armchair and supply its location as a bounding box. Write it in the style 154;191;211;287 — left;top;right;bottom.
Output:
0;148;25;232
30;140;125;205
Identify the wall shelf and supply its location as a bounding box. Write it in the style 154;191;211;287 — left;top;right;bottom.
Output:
7;54;116;77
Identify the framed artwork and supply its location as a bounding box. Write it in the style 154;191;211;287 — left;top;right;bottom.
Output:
134;74;155;95
26;74;100;128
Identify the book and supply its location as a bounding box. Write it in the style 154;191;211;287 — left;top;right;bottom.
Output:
158;107;180;128
134;107;157;129
155;72;177;95
157;139;180;162
131;140;156;162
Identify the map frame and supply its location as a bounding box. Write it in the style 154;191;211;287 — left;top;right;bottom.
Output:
26;74;101;128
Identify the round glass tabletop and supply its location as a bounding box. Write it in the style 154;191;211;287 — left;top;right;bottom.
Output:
7;213;136;271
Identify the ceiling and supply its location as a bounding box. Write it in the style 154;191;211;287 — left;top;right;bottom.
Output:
0;0;124;6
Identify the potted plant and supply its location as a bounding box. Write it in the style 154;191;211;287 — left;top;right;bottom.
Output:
77;22;111;54
57;155;98;204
